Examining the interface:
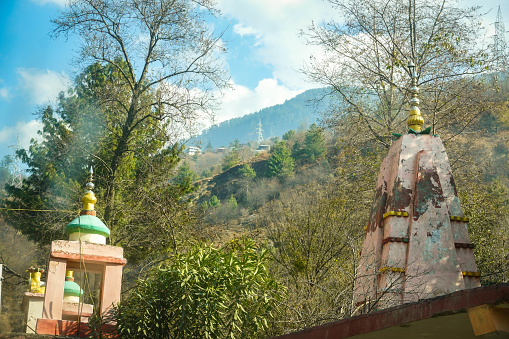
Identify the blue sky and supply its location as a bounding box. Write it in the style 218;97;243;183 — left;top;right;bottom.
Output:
0;0;507;161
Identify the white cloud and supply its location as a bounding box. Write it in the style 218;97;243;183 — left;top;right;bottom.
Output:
0;88;9;100
17;68;71;105
0;78;9;101
218;0;505;90
215;78;303;123
0;120;43;152
217;0;336;89
233;23;259;38
30;0;67;6
155;79;300;138
17;120;43;149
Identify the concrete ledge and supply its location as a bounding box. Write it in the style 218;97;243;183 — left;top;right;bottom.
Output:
50;240;126;265
271;283;509;339
51;240;124;259
36;319;117;338
62;302;94;318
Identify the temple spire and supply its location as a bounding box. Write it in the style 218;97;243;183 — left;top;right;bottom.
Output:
66;167;110;244
81;166;97;211
406;61;424;132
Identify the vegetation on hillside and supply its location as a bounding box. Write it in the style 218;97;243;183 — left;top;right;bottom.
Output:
1;0;509;336
192;88;332;149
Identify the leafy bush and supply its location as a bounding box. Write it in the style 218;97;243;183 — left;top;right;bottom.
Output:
115;239;285;339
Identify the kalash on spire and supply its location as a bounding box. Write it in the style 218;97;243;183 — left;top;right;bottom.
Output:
65;167;110;244
406;61;425;132
352;60;480;312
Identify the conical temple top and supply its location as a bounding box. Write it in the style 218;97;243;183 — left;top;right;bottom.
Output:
353;134;480;312
65;167;110;243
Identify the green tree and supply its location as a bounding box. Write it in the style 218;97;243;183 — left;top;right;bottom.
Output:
302;124;325;163
230;138;241;150
282;130;296;141
2;63;194;262
114;239;285;339
50;0;228;238
238;164;256;180
0;156;13;198
174;161;199;193
209;195;221;208
228;194;238;209
222;149;241;171
266;141;295;178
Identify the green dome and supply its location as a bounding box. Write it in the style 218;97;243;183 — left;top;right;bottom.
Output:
65;214;110;238
64;280;83;297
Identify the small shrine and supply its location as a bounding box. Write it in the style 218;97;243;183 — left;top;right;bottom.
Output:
353;61;480;311
22;267;46;334
27;267;46;294
35;168;126;337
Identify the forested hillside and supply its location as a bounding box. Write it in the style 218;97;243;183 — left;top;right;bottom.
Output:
191;88;332;147
1;0;509;338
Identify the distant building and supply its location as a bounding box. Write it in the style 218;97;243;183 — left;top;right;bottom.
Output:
255;145;270;153
216;147;227;153
186;146;201;156
230;144;249;151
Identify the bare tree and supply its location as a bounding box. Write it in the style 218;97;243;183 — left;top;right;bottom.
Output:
52;0;229;236
303;0;494;147
260;180;368;331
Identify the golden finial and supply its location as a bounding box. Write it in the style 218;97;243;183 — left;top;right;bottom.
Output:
65;270;74;280
406;61;424;132
81;166;97;211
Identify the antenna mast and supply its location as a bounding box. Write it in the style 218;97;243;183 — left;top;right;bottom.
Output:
256;119;264;144
10;135;23;188
494;6;508;71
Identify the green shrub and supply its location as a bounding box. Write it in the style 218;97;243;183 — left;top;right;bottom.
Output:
114;239;285;339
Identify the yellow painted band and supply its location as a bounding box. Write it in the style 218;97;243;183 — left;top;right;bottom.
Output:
383;211;409;219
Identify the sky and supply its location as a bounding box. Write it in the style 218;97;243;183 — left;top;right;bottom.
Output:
0;0;507;161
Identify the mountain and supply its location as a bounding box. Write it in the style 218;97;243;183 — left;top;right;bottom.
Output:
191;88;331;148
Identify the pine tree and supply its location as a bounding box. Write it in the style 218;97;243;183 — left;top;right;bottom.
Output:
222;150;241;171
174;162;199;193
283;130;296;141
209;195;221;208
238;164;256;180
228;195;238;209
266;141;295;178
303;123;325;163
205;141;213;153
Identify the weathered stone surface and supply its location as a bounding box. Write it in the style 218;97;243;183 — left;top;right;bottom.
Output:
354;134;480;310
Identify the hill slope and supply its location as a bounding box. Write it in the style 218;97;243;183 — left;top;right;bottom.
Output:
192;88;331;148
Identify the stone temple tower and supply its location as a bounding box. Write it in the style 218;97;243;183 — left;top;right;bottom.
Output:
353;62;480;312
